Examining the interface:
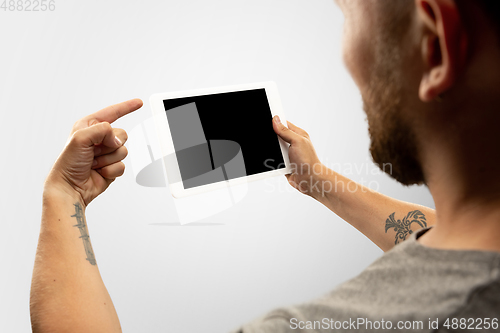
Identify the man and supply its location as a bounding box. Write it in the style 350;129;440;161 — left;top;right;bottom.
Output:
30;0;500;332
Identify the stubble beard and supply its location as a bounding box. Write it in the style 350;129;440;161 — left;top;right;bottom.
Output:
363;40;425;186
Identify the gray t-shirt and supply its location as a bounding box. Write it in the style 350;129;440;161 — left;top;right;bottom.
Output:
232;228;500;332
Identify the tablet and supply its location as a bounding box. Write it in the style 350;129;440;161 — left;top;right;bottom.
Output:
150;81;292;198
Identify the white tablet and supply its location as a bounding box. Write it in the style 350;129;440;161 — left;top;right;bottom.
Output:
150;81;292;198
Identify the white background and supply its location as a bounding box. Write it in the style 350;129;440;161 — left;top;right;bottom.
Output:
0;0;434;332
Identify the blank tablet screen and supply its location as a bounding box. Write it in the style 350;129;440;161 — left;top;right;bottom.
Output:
163;89;285;189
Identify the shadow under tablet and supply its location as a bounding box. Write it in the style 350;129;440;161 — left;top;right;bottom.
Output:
136;139;245;189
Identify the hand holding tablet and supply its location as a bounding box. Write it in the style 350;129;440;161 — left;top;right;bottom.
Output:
150;81;292;198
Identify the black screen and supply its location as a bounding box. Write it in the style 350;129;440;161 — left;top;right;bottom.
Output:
163;88;285;189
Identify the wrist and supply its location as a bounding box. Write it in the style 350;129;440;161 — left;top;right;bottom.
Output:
43;172;85;207
308;164;337;202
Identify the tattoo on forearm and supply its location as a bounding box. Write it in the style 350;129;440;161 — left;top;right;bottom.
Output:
385;210;427;245
71;203;96;265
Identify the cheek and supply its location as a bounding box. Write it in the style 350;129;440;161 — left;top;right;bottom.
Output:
341;27;356;75
341;20;375;94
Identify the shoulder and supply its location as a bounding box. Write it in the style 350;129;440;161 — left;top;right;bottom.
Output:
435;278;500;332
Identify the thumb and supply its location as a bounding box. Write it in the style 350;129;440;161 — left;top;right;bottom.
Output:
72;122;123;150
272;116;300;144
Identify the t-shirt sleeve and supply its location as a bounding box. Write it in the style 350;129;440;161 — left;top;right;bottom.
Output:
230;307;322;333
230;316;292;333
436;279;500;332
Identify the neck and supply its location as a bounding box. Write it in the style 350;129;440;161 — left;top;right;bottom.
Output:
420;196;500;252
418;98;500;252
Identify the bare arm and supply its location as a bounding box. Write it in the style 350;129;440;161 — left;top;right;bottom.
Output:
312;168;435;251
30;99;143;332
272;116;435;252
31;190;121;332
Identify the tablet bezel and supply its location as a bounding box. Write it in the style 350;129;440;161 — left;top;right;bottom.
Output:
150;81;292;198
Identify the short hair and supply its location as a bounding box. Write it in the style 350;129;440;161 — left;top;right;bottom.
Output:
470;0;500;36
380;0;500;42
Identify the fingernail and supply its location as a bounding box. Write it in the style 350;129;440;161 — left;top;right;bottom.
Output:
92;159;98;167
274;116;281;124
115;136;123;146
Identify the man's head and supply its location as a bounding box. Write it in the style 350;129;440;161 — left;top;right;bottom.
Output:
335;0;500;186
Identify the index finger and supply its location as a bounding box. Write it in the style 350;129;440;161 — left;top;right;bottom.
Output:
89;98;143;124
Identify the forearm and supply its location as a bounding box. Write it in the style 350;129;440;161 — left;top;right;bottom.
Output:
30;188;121;333
311;166;435;251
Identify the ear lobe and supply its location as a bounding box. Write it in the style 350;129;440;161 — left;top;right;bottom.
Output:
416;0;468;102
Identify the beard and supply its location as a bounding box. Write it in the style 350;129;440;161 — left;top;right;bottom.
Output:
362;42;425;186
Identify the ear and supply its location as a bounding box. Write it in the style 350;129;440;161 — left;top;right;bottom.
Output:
416;0;468;102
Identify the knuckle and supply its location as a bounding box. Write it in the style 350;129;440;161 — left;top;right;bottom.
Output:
99;168;109;178
121;146;128;158
88;119;99;126
100;122;112;131
118;162;126;176
72;120;81;130
70;130;84;145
